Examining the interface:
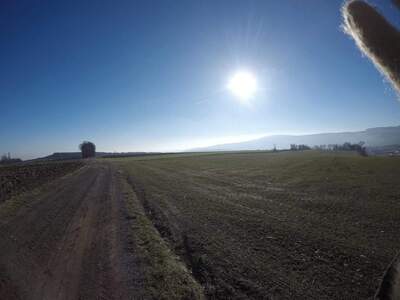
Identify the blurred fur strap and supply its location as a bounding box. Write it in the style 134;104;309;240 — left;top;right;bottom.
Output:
342;0;400;93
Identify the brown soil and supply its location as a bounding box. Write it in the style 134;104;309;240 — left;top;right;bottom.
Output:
0;161;83;203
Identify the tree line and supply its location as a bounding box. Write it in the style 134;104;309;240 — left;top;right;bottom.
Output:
290;142;367;156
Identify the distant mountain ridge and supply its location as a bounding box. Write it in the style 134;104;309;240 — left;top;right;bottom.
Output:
191;125;400;152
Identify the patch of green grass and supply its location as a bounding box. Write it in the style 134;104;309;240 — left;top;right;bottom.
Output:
119;173;205;300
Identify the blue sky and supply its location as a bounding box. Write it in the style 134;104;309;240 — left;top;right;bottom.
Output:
1;0;400;159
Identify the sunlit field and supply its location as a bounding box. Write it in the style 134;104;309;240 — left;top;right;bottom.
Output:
110;150;400;299
3;0;400;299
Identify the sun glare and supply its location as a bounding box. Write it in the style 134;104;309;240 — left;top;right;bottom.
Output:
227;71;258;101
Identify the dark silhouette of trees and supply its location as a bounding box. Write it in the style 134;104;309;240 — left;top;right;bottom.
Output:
79;141;96;158
354;141;368;156
314;142;367;156
290;144;311;151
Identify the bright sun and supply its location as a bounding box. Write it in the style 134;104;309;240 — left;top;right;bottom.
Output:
227;71;258;101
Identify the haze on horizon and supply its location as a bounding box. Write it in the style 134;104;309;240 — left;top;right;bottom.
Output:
2;0;400;160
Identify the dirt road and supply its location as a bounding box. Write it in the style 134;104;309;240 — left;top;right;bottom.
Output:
0;162;203;300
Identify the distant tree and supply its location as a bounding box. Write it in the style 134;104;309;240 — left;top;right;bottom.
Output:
79;141;96;158
342;142;352;151
290;144;311;151
298;144;311;151
355;141;368;157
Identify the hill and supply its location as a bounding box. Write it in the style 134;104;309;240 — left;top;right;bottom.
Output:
34;152;167;161
191;125;400;151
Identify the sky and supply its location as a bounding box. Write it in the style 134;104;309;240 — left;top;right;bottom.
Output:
2;0;400;159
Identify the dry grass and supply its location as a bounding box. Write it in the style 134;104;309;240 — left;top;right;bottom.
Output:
119;172;205;299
